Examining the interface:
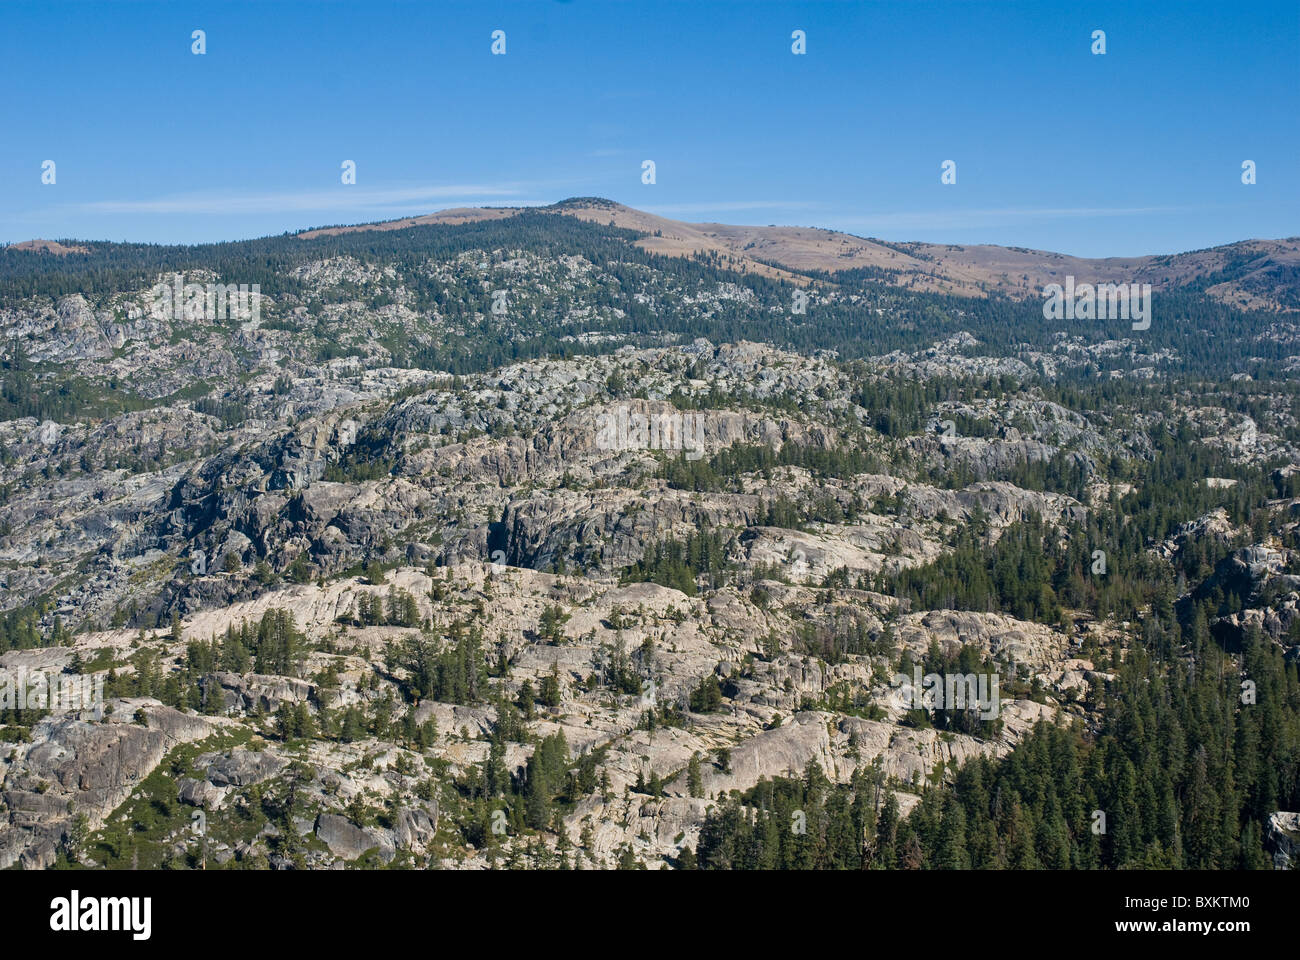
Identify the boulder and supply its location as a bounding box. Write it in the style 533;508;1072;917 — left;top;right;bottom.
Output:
314;813;394;863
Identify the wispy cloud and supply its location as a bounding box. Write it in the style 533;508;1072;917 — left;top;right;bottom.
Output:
828;205;1197;233
65;183;532;217
640;201;820;216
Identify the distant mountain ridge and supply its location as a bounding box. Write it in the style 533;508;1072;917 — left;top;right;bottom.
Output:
11;198;1298;313
291;198;1300;312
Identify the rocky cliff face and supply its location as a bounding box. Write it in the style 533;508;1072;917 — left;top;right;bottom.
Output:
1;701;218;869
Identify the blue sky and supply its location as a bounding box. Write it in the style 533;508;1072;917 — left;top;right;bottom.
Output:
2;0;1296;256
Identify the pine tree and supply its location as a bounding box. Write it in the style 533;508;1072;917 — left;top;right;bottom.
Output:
688;752;704;797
